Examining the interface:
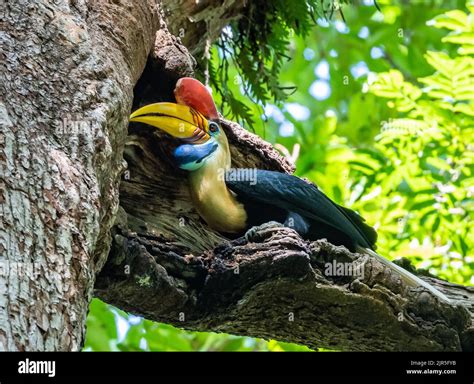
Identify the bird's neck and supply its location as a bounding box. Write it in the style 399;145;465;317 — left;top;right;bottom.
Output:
188;145;247;233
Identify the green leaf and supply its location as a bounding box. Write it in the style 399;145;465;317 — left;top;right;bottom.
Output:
411;199;435;211
443;32;474;45
424;51;455;77
429;10;471;32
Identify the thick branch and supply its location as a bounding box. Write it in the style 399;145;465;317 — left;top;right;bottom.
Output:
96;218;472;351
161;0;247;56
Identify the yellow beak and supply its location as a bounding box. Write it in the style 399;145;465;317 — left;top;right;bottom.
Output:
129;102;211;144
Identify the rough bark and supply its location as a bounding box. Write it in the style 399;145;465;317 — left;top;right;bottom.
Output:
96;221;473;351
161;0;247;56
0;0;160;351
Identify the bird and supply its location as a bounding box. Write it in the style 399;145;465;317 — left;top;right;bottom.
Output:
129;77;449;303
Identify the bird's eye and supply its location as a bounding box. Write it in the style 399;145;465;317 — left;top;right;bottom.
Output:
208;121;219;133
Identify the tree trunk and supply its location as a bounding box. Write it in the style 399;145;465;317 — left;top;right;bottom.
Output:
0;0;161;351
1;0;472;352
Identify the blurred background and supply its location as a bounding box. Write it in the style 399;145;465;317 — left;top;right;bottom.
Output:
84;0;473;351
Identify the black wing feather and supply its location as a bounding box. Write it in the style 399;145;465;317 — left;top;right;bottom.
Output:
226;169;377;249
335;204;378;247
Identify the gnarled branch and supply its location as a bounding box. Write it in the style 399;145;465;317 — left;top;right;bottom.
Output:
96;210;473;351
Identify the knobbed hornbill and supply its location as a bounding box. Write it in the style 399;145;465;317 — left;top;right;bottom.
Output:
130;77;449;302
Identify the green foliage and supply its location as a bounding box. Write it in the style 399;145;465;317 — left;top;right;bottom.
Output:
84;299;118;351
353;2;474;284
208;0;364;126
84;299;313;351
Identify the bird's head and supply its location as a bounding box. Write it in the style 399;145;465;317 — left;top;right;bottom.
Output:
129;77;230;171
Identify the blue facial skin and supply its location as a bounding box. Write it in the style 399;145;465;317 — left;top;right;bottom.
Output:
173;121;221;171
174;140;218;171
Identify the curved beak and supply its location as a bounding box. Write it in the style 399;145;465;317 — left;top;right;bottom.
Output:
129;102;211;144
